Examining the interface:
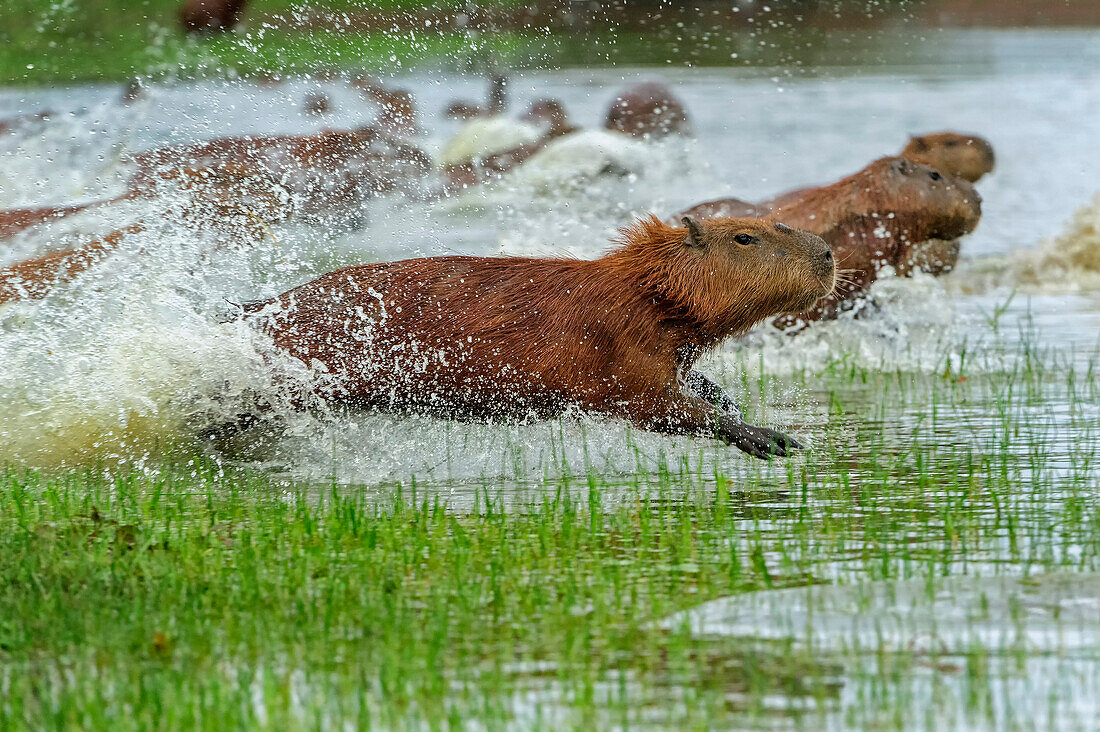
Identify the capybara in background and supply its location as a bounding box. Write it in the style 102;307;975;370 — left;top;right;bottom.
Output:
180;0;246;34
678;157;981;326
604;81;690;138
126;128;432;221
0;169;283;305
0;127;434;241
0;224;145;306
442;99;580;189
236;216;835;458
768;131;996;210
901;132;996;183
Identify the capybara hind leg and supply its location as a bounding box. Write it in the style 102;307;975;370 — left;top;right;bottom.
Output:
683;370;742;418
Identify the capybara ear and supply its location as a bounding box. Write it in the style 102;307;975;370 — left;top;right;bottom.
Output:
681;216;704;248
909;135;929;152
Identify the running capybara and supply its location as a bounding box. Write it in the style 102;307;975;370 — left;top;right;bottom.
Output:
901;132;996;183
236;216;836;458
0;128;433;240
678;157;982;326
0;163;291;242
126;128;432;218
179;0;246;34
768;132;996;210
0;171;281;305
604;81;689;138
0;224;145;306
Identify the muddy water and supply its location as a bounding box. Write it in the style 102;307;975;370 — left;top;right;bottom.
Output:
0;28;1097;482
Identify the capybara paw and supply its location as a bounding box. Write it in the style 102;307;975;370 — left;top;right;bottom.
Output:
721;421;803;459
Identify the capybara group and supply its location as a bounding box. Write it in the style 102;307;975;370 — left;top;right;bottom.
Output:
235;216;835;458
678;156;982;326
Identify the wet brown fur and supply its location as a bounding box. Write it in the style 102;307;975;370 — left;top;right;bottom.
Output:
242;216;834;452
678;157;982;326
0;127;433;241
0;224;145;305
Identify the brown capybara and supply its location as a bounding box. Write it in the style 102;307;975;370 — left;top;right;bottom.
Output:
604;81;689;138
444;74;508;120
0;224;145;306
0;199;135;241
768;131;996;210
0;172;280;305
678;157;982;326
0;127;434;241
127;128;432;218
901;132;996;183
179;0;246;34
235;216;836;458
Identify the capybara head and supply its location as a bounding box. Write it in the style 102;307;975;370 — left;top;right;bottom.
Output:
902;132;995;183
852;156;983;241
604;81;689;138
621;216;835;328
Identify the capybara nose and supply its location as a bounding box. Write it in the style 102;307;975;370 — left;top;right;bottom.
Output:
823;249;833;264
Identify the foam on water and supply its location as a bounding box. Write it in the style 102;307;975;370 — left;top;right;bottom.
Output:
953;193;1100;295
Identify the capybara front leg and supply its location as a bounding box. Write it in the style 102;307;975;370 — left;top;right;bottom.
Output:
628;391;800;460
716;415;803;460
683;370;742;418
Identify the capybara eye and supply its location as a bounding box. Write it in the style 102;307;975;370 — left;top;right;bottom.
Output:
734;234;756;246
945;140;959;147
929;171;943;181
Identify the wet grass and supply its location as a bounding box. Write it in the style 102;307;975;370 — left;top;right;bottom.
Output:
2;339;1097;729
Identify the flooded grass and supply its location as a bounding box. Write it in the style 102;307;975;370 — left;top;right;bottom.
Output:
2;338;1096;729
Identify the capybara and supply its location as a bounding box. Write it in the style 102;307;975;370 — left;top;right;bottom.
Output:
901;132;996;183
604;81;689;138
0;171;280;305
179;0;246;34
0;224;145;306
768;131;996;210
0;127;434;241
678;157;982;326
444;74;508;120
235;216;835;458
0;199;135;241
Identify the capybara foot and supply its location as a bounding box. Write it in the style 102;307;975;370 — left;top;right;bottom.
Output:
719;418;803;459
